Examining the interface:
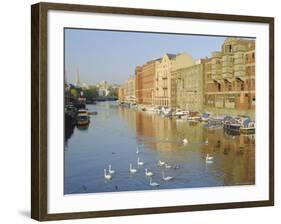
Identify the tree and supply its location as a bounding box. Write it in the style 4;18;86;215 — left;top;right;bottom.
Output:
107;87;118;97
88;86;98;98
83;89;94;100
70;88;78;98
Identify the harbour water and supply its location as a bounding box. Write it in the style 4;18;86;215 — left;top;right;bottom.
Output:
64;101;255;194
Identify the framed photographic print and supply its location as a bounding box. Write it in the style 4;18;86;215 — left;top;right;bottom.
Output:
31;2;274;221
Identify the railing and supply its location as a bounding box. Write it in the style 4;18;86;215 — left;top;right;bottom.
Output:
222;55;233;62
212;74;221;80
234;58;245;65
234;64;245;71
234;71;246;78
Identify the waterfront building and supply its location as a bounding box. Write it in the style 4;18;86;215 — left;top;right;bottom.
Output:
135;60;156;105
175;60;204;111
203;37;255;118
154;53;194;107
118;85;125;102
118;76;136;103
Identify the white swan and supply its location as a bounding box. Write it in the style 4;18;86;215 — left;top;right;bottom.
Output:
182;138;188;145
145;168;153;177
149;178;160;187
108;164;115;174
165;163;172;169
205;154;214;163
136;146;140;154
204;139;209;145
129;163;137;173
137;157;144;166
104;169;112;180
162;171;174;181
157;160;165;166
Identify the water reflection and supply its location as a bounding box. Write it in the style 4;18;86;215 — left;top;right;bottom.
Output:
64;101;255;194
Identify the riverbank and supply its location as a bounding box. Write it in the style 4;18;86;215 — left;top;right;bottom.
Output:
118;101;255;136
119;102;255;121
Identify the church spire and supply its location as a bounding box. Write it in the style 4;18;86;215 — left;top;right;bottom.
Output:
75;70;81;86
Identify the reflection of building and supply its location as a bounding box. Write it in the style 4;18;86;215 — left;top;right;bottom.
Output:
154;53;194;107
203;38;255;118
135;60;156;105
175;60;204;111
118;76;136;103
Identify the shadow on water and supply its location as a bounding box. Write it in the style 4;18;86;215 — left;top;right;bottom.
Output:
65;112;76;143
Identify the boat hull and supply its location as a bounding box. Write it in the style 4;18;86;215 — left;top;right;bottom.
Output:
240;127;255;134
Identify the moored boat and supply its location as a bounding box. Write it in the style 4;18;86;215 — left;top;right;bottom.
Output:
187;111;201;121
240;118;255;134
76;108;90;126
201;112;211;122
76;114;90;126
223;117;241;133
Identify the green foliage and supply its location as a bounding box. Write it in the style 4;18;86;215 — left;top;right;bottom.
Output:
82;87;98;99
70;88;78;98
107;87;118;97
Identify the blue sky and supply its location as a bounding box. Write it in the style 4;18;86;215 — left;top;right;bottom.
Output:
65;29;230;85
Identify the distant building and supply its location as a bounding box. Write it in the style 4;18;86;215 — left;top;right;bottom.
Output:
75;71;81;87
118;76;136;103
74;70;89;89
203;37;255;118
96;80;109;96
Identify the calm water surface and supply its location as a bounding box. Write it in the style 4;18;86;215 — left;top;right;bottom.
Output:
64;101;255;194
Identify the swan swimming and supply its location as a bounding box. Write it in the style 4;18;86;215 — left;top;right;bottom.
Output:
165;163;172;169
104;169;112;180
145;168;153;177
205;154;214;163
162;171;174;181
149;178;160;187
157;160;165;166
136;146;140;154
137;157;144;166
129;163;137;173
108;164;115;174
182;138;188;144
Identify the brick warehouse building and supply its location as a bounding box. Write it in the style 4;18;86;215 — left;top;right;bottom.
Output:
203;37;255;118
135;60;156;105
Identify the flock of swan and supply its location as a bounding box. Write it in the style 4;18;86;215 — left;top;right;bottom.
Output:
103;145;177;186
103;138;214;187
